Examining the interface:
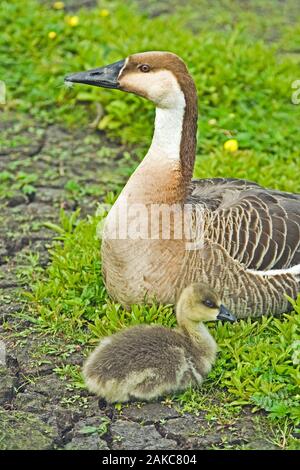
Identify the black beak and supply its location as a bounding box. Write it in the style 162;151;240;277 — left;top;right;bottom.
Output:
64;59;125;89
217;304;236;323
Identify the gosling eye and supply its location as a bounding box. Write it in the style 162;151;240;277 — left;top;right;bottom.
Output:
203;299;216;308
138;64;150;73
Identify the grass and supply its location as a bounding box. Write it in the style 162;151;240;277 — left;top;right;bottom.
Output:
1;0;300;192
1;0;300;449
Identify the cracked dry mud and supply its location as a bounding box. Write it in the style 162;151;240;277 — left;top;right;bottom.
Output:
0;113;277;450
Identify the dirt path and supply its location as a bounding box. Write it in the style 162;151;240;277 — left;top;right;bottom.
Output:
0;112;279;450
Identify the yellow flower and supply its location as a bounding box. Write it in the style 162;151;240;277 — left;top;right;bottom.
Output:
48;31;57;39
208;118;217;126
66;15;79;27
53;1;64;9
223;139;238;153
99;9;109;17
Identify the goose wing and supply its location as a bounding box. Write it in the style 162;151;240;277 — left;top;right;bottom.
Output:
189;178;300;270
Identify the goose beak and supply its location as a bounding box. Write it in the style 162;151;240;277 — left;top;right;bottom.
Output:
217;304;236;323
64;59;125;89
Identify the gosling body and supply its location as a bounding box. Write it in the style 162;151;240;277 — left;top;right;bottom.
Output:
84;324;216;402
83;284;235;403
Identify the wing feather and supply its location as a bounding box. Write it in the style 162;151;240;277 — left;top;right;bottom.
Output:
188;178;300;271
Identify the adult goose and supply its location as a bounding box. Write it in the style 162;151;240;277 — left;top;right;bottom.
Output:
65;51;300;318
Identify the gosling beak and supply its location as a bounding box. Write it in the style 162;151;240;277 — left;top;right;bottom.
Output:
217;304;236;323
64;59;125;89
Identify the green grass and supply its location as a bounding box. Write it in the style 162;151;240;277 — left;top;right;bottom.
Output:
1;0;300;192
1;0;300;449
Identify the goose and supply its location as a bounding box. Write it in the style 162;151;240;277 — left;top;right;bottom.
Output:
83;283;236;403
65;51;300;318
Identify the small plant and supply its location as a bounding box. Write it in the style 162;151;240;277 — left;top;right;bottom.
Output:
251;392;300;425
53;364;85;390
78;417;110;437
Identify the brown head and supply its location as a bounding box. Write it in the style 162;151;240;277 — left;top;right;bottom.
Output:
65;51;196;108
176;283;236;328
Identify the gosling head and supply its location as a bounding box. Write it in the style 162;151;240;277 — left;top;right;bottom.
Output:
176;283;236;326
65;51;196;108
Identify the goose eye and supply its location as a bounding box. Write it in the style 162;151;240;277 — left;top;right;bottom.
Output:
138;64;150;73
203;299;216;308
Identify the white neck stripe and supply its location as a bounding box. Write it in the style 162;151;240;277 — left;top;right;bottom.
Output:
247;263;300;277
149;102;185;160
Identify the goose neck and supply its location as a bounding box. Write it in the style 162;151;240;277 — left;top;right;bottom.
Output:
178;321;213;349
149;103;186;161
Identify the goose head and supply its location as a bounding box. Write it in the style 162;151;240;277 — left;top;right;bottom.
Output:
176;283;236;325
65;51;196;108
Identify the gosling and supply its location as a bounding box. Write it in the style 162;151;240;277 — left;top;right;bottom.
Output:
83;283;236;403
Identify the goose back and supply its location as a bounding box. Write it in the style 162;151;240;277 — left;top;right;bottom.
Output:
189;177;300;271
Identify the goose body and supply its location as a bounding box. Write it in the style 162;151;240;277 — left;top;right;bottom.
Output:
66;52;300;318
83;284;235;402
